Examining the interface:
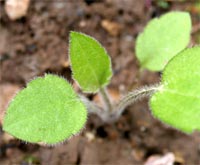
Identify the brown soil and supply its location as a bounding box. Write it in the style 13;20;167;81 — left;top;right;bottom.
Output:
0;0;200;164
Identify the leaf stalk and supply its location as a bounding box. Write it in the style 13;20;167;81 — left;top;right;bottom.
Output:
99;87;113;112
114;85;161;120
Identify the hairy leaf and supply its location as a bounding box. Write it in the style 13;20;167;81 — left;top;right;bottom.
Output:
150;47;200;133
69;32;112;93
3;74;87;144
136;11;191;71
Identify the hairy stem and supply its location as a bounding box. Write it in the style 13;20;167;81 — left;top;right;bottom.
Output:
80;85;161;123
114;84;161;120
79;95;103;115
99;87;113;112
79;94;114;122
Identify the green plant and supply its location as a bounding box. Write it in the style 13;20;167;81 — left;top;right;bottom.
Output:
3;75;87;144
136;11;191;71
2;11;200;145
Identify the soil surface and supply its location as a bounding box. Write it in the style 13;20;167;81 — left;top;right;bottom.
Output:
0;0;200;164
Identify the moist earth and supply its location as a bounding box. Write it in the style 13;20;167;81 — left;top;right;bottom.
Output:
0;0;200;164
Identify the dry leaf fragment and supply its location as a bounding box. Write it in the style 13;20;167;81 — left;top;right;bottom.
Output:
144;153;175;165
5;0;30;20
0;84;20;125
101;20;122;36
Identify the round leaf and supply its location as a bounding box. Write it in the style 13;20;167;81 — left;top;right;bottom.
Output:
69;32;113;93
3;74;87;144
136;11;191;71
150;47;200;133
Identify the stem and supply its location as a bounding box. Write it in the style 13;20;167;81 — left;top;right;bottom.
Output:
79;95;103;114
99;87;113;112
79;94;114;122
114;84;161;119
80;85;161;123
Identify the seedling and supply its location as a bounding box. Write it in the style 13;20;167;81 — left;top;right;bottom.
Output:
2;11;200;145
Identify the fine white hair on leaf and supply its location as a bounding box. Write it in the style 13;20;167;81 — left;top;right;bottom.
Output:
114;84;161;120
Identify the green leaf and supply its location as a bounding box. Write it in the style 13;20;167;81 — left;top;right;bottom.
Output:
69;31;112;93
3;74;87;144
136;11;191;71
150;47;200;133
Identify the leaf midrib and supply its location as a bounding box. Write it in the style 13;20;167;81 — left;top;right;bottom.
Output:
76;38;100;88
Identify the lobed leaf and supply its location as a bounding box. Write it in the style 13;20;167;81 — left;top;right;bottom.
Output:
136;11;191;71
3;74;87;144
69;31;112;93
150;47;200;133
